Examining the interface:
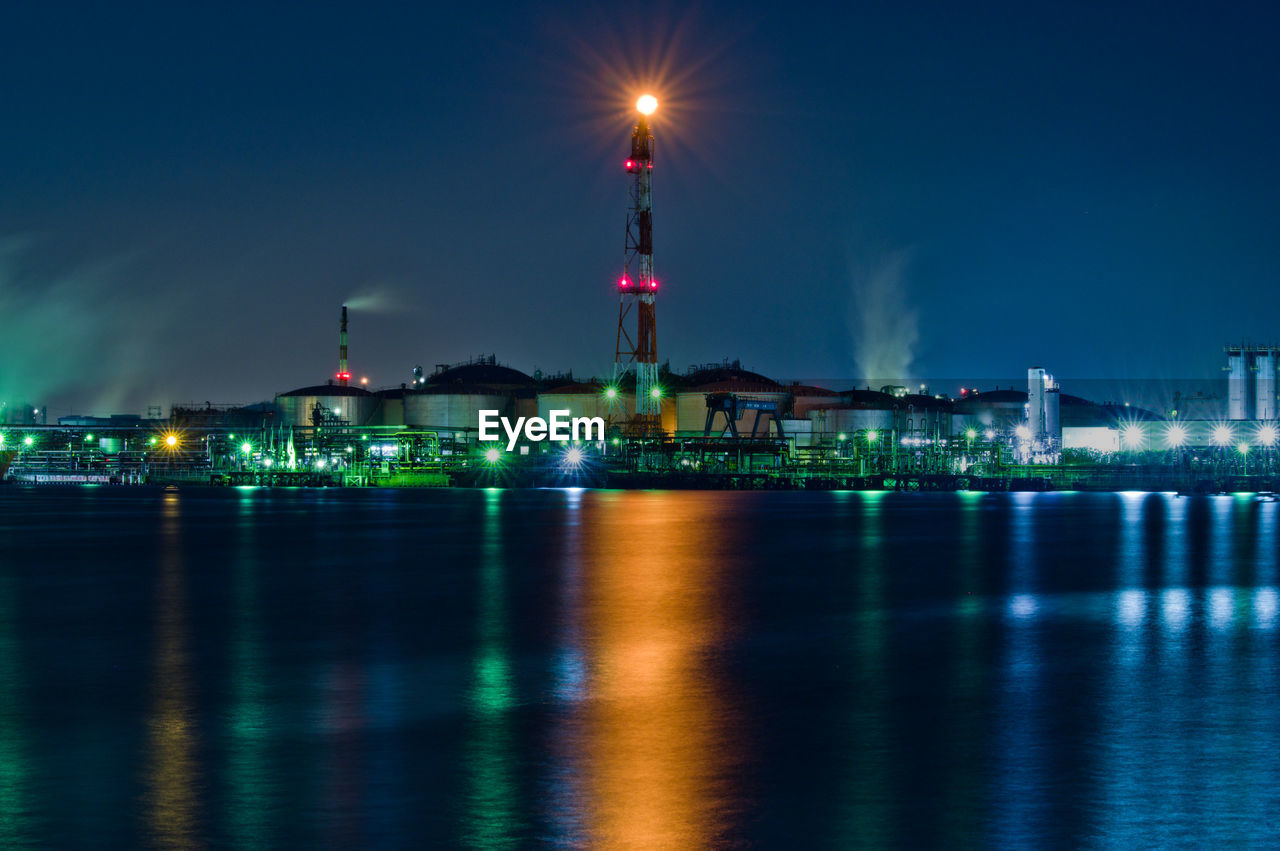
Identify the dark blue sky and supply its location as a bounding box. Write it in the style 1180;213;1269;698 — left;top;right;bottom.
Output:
2;1;1277;413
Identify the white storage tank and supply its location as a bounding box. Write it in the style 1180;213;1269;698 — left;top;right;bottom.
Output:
404;386;513;430
1227;348;1252;420
275;384;379;427
1256;350;1277;421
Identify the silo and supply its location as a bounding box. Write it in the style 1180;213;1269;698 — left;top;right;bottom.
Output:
1227;348;1252;420
1028;368;1047;437
1045;386;1061;444
1256;349;1277;421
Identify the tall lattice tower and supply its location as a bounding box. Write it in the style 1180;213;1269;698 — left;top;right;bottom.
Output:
614;94;661;427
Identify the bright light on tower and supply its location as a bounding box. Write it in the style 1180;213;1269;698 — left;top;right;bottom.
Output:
165;434;178;448
866;430;878;443
1165;424;1187;448
605;386;618;399
966;428;977;440
1015;424;1032;440
1258;424;1279;447
650;386;662;399
241;442;253;455
1239;442;1250;456
1212;424;1233;446
1121;424;1143;448
636;94;658;115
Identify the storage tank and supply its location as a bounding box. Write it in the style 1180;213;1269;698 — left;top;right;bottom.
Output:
787;384;840;418
537;382;635;424
275;384;379;427
404;385;513;431
1227;348;1252;420
806;388;899;438
676;379;789;436
897;394;953;440
376;387;407;427
952;388;1028;433
1256;350;1277;421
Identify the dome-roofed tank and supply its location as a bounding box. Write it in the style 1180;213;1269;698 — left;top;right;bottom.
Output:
681;358;779;390
276;382;378;427
402;356;534;431
425;356;535;390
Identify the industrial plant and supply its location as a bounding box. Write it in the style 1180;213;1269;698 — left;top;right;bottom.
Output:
3;96;1278;492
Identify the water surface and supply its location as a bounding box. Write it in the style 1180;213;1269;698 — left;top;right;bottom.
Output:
0;486;1277;846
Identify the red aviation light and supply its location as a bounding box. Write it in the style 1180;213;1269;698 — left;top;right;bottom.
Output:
618;276;631;289
649;280;658;289
624;159;635;171
337;371;352;381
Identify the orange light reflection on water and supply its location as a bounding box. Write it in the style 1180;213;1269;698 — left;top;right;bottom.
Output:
145;491;202;847
563;490;742;848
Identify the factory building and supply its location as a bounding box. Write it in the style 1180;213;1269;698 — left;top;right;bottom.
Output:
1226;344;1280;420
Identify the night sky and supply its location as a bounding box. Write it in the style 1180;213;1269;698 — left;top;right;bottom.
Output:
2;2;1277;415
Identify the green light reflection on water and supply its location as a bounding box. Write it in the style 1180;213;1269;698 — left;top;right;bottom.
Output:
0;571;28;845
464;488;520;848
841;491;889;845
227;487;269;848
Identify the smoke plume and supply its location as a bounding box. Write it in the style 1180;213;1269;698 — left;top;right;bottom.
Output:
849;250;919;383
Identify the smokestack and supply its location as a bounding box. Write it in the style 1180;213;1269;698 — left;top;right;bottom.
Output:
337;304;350;386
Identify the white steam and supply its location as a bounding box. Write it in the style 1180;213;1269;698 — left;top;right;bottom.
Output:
849;250;919;383
0;237;154;415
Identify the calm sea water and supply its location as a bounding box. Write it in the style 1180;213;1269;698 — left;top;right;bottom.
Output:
0;486;1277;847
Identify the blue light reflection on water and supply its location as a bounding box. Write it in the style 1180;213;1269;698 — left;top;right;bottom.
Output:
0;487;1278;844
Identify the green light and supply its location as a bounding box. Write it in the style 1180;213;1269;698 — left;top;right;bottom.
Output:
966;428;977;440
148;436;157;446
650;386;662;399
605;387;618;399
85;433;95;441
22;436;33;447
345;446;353;453
866;430;878;443
316;458;326;469
611;437;620;446
838;433;847;442
241;443;253;455
229;433;236;439
0;434;5;447
1239;442;1250;456
484;447;501;464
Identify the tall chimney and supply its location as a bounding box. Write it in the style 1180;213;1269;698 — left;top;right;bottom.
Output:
337;305;350;386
